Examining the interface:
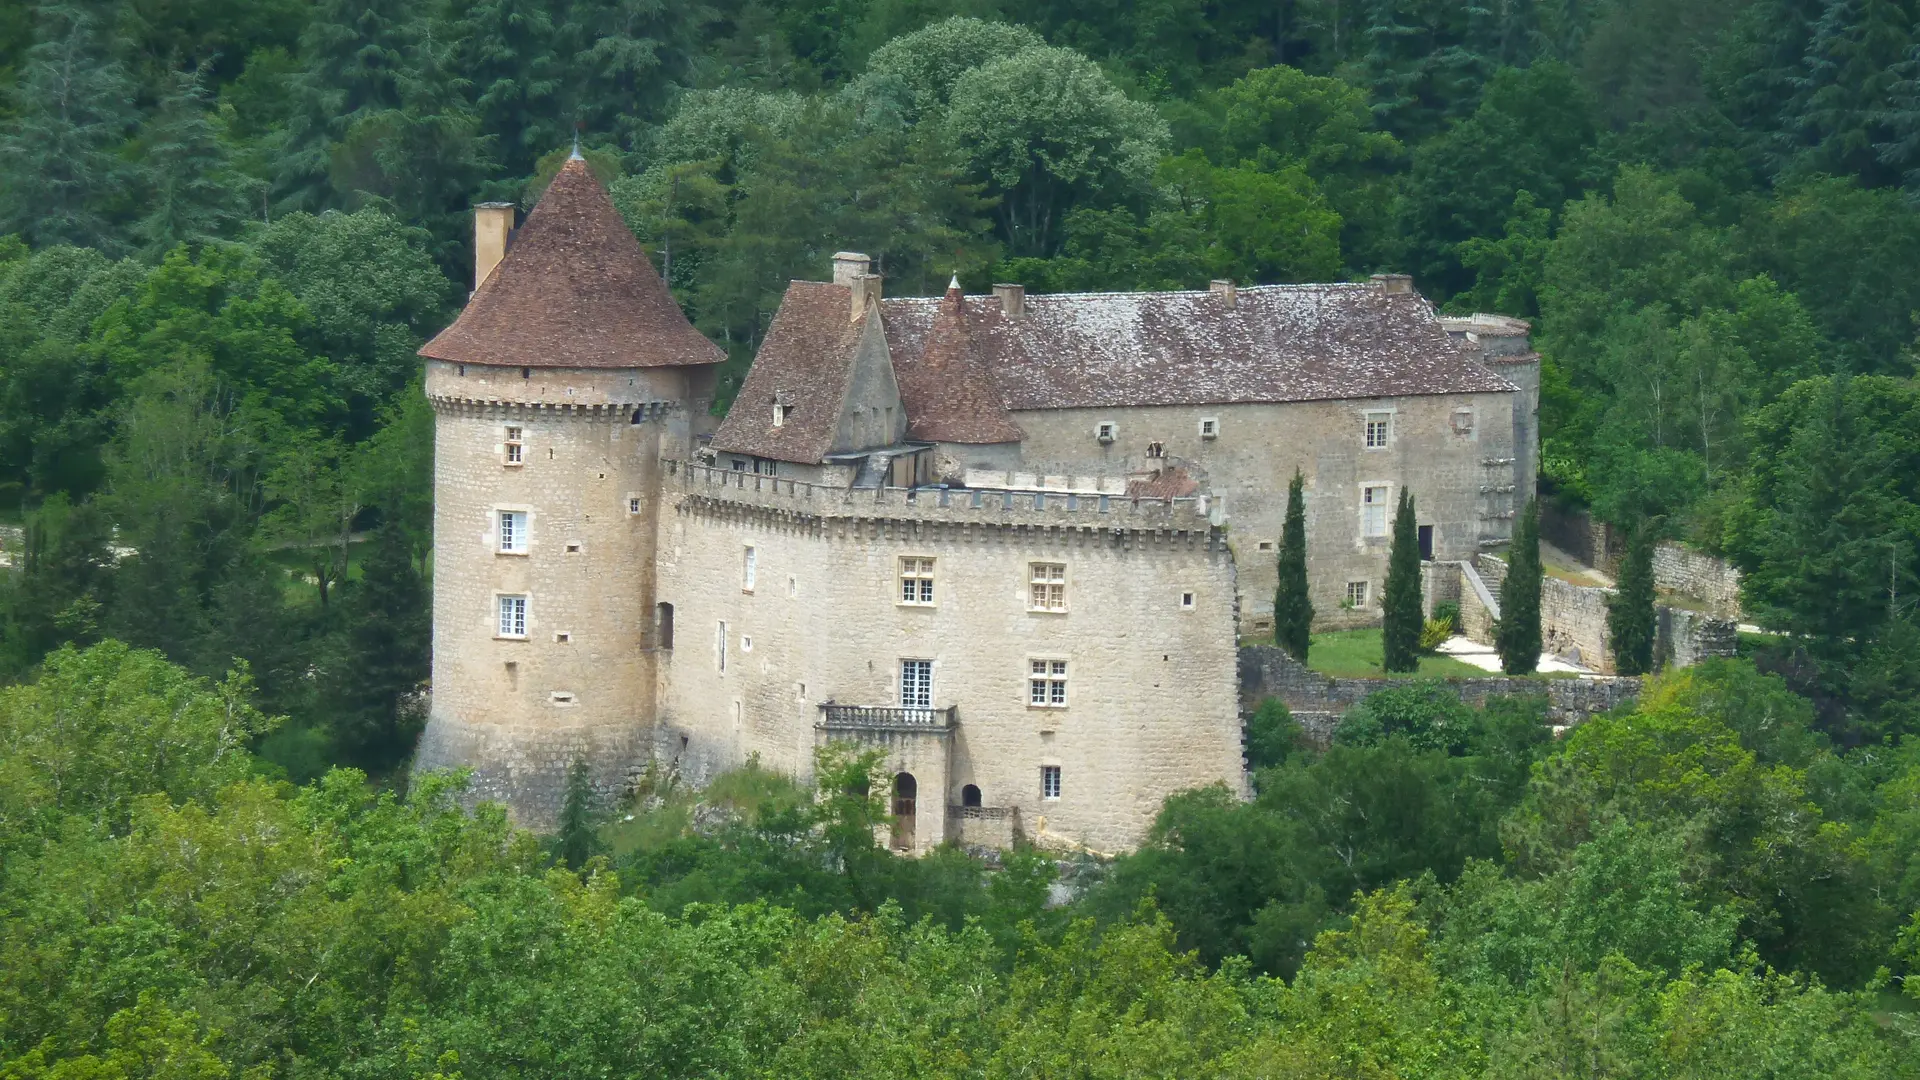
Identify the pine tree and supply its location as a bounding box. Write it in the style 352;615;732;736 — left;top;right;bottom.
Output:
1608;522;1658;675
136;63;249;258
0;2;138;251
1497;497;1543;675
1273;469;1313;661
1380;487;1422;673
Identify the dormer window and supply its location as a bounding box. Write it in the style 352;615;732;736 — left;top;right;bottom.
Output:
772;403;794;427
1147;441;1165;458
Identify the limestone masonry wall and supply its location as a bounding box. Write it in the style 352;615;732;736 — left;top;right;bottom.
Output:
1237;644;1642;743
651;462;1244;856
1652;543;1743;619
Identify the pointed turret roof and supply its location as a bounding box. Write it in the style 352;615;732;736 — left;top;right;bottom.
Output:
420;158;723;370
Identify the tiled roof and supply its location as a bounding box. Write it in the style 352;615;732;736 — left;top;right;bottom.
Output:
887;285;1023;445
420;159;723;370
880;282;1514;410
1126;467;1200;499
711;281;866;463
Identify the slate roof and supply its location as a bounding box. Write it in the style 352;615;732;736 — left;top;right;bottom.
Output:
879;283;1514;411
420;158;723;370
711;281;868;463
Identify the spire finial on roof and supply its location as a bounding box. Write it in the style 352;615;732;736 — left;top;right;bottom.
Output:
948;274;961;291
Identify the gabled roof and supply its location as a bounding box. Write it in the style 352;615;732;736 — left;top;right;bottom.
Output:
879;282;1514;410
887;284;1023;445
420;158;723;370
711;281;870;463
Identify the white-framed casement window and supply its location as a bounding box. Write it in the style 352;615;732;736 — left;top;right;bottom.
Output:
496;594;528;638
1362;485;1390;538
1041;765;1062;800
1199;417;1219;439
1364;411;1392;449
504;425;524;465
900;659;933;709
1028;659;1068;707
1029;562;1067;612
899;556;935;605
499;510;528;553
1180;591;1196;610
627;495;642;514
742;546;757;592
1346;580;1370;608
1096;421;1117;443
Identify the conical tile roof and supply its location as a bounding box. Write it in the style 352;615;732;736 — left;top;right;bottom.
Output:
420;158;723;370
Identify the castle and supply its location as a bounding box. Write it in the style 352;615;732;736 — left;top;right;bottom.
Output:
413;156;1539;854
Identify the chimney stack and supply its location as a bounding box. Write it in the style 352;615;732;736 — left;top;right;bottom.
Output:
831;251;871;287
473;202;516;292
1209;279;1236;308
1370;273;1414;295
850;273;883;321
993;283;1025;317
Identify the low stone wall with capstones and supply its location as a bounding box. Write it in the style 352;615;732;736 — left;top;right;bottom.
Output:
1237;644;1643;745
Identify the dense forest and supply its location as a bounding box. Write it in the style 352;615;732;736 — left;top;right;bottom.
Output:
3;0;1920;1075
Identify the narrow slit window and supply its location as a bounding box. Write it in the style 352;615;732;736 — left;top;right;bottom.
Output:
742;546;757;592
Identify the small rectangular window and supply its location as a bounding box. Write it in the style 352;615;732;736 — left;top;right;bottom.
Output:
1362;485;1390;537
1029;659;1068;708
505;426;523;464
1199;417;1218;438
1146;441;1164;458
1451;409;1475;436
1041;765;1062;800
900;659;933;709
1181;592;1195;609
1256;540;1275;552
1096;421;1116;442
1364;411;1392;449
1029;563;1067;612
899;557;935;605
497;595;527;638
628;496;641;514
742;546;757;591
1346;580;1369;608
499;510;528;553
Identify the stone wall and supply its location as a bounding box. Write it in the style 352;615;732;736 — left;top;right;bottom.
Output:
1455;555;1735;676
1238;644;1642;743
1653;542;1743;619
652;463;1245;857
1009;389;1524;638
1538;501;1623;574
1659;607;1740;669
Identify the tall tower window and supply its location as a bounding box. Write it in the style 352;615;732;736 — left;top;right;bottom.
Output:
499;511;528;553
900;659;933;709
497;595;527;638
742;546;757;592
504;426;523;464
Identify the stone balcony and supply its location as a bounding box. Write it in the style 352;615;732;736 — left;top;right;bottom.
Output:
816;703;957;733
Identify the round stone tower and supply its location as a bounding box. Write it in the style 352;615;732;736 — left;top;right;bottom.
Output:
415;156;723;826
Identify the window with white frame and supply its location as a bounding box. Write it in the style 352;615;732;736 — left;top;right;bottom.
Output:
1041;765;1062;800
899;557;935;605
497;594;527;638
1096;421;1116;442
900;659;933;709
1029;562;1067;612
1345;580;1369;608
742;546;757;591
1451;409;1475;436
1181;591;1195;610
1364;411;1392;449
1029;659;1068;707
499;510;528;553
1199;417;1219;438
504;426;523;464
1362;485;1390;537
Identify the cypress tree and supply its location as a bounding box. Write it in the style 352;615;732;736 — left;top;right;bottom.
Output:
1609;523;1658;675
1381;487;1422;672
556;757;601;870
1497;497;1543;675
1273;469;1313;661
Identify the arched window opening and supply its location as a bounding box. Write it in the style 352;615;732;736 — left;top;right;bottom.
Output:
891;772;917;851
961;784;982;808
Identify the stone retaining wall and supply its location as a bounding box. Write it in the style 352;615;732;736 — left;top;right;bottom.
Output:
1238;644;1642;744
1653;542;1743;619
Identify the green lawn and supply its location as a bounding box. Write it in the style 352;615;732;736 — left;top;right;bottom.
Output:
1304;629;1492;679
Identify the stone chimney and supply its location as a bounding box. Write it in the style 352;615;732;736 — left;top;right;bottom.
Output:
1209;279;1236;308
831;251;871;287
850;273;883;321
1370;273;1414;295
993;283;1025;317
473;202;516;292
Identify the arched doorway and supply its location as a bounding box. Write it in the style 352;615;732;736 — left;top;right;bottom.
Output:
891;772;917;851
